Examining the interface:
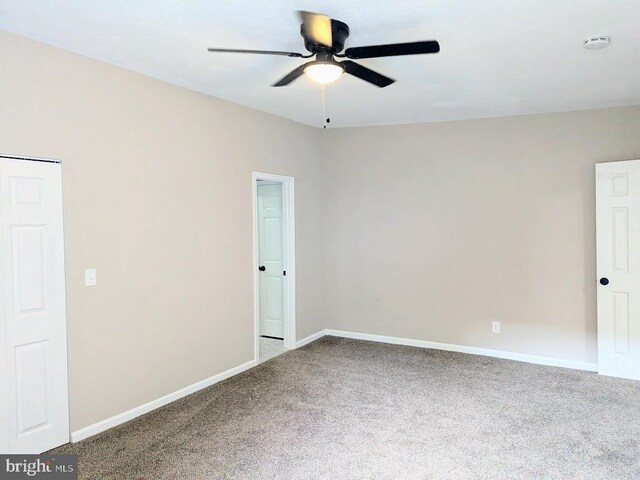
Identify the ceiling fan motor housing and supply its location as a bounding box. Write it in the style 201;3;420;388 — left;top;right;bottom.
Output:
301;19;350;53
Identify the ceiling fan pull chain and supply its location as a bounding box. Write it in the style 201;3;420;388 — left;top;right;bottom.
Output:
321;84;331;129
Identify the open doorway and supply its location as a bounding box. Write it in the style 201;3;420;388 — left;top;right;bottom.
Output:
252;172;295;363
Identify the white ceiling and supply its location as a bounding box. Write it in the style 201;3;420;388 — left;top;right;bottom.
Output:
1;0;639;128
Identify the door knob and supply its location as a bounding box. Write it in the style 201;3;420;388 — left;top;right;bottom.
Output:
599;277;609;286
259;266;266;271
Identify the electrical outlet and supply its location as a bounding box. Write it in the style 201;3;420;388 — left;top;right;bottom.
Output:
84;269;97;287
492;321;501;334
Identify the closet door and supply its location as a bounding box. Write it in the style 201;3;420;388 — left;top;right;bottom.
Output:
0;158;69;453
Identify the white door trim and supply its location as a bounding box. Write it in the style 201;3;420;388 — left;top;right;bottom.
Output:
252;172;296;360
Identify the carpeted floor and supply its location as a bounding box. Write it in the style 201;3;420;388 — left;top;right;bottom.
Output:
54;336;640;479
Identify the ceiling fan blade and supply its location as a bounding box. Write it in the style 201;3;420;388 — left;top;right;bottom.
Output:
342;60;395;88
208;48;305;58
344;41;440;59
298;10;332;47
272;63;308;87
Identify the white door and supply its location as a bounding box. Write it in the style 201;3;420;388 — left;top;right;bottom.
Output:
257;183;285;339
596;159;640;380
0;158;69;453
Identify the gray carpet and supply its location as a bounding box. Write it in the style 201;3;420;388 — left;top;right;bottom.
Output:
54;336;640;479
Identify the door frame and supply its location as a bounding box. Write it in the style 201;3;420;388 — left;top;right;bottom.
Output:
252;172;296;361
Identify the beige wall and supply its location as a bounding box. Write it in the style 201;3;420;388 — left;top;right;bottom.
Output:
0;31;324;431
323;107;640;364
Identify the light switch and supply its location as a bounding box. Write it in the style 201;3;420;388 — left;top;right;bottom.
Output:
84;269;97;287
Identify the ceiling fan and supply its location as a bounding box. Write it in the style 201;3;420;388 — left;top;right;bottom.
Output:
207;11;440;88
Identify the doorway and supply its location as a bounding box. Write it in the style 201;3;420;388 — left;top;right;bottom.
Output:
252;172;295;363
0;156;70;453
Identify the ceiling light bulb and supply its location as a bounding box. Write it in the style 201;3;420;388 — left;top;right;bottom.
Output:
304;63;344;84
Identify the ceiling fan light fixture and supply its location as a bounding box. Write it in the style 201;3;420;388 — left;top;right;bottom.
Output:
304;62;344;84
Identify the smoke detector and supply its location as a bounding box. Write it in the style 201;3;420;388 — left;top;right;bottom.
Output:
584;35;611;50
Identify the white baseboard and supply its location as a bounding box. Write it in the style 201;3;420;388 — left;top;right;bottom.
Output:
325;329;598;372
71;359;257;443
71;329;597;442
72;331;326;443
295;330;327;348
